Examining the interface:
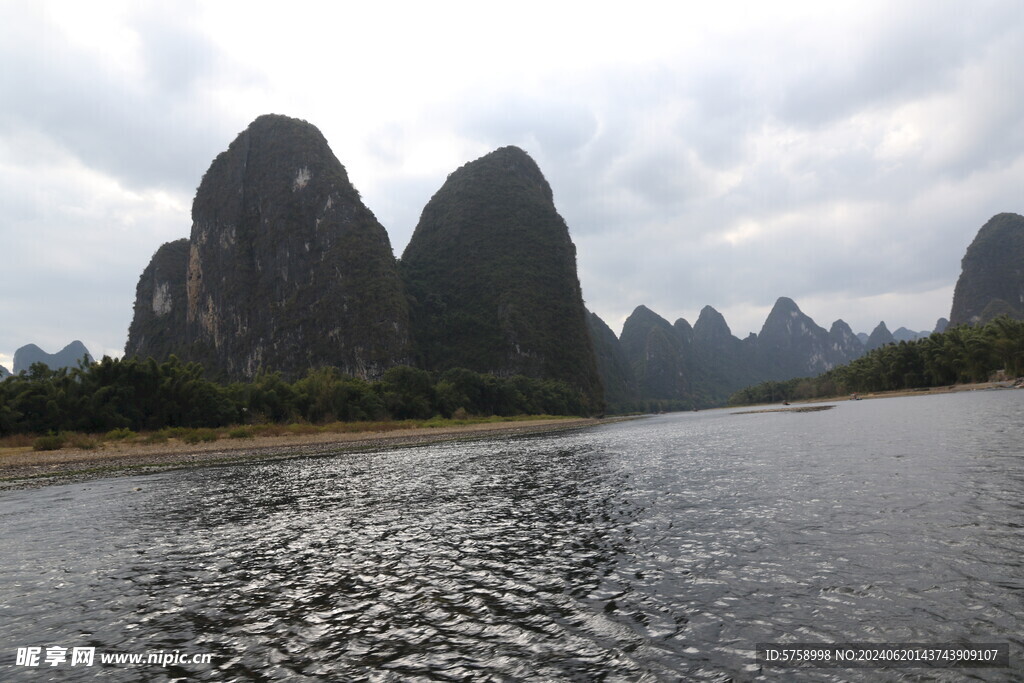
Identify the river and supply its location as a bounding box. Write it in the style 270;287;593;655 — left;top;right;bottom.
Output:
1;390;1021;681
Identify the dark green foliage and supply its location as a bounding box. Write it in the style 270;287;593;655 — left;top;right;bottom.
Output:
950;213;1024;326
288;368;384;423
401;146;603;415
729;316;1024;404
0;358;588;437
379;366;435;420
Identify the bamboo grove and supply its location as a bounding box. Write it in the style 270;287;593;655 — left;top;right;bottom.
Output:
729;316;1024;405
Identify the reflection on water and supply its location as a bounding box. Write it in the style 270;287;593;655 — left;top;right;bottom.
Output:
1;390;1022;681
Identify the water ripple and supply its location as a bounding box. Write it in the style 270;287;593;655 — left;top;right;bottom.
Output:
1;391;1022;681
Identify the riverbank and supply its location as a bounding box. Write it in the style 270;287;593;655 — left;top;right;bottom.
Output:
0;417;612;491
729;378;1023;411
812;379;1022;402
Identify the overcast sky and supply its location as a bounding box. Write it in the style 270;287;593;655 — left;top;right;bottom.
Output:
2;0;1022;371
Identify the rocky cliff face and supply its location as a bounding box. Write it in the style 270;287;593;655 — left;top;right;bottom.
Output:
13;341;93;374
949;213;1024;325
127;114;410;380
828;319;864;362
756;297;837;379
401;146;603;412
125;239;189;362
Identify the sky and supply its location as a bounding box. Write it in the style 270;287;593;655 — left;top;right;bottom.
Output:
2;0;1023;372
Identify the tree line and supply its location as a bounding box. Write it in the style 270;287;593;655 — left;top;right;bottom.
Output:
729;316;1024;405
0;356;591;437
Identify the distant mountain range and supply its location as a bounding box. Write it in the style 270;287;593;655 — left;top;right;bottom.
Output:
12;341;94;374
117;113;1019;413
587;298;949;411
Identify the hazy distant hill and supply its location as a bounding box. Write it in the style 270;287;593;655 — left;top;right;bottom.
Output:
892;327;932;342
0;365;10;379
688;305;761;405
401;146;603;413
608;297;873;409
13;341;93;374
865;322;896;351
949;213;1024;326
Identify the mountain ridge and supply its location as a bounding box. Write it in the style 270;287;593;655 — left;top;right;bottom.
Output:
13;341;94;374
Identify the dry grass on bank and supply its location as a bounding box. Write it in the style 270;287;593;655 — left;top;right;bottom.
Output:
0;416;606;489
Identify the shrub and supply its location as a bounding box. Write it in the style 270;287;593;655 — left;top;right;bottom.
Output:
227;426;254;439
286;423;319;435
66;433;98;450
33;434;66;451
182;428;219;444
105;427;137;441
251;423;287;437
144;430;170;444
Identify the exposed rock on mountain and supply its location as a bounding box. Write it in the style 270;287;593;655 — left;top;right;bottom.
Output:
949;213;1024;325
401;146;602;412
828;320;864;362
127;114;411;380
619;305;689;404
756;297;837;380
865;322;895;351
125;239;189;362
13;341;93;374
586;311;639;413
934;318;949;334
0;365;10;379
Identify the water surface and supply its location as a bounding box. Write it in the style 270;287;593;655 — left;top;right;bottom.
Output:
1;390;1022;680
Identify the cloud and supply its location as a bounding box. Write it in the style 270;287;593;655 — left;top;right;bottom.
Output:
0;3;254;194
2;0;1023;363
